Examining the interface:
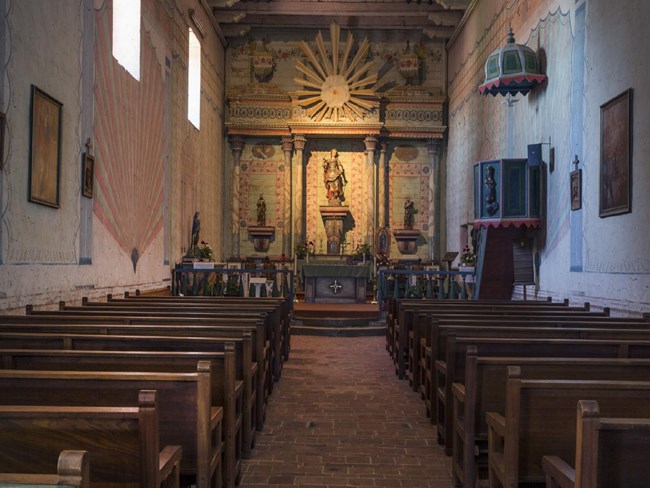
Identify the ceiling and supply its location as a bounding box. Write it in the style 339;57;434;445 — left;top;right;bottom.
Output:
207;0;473;41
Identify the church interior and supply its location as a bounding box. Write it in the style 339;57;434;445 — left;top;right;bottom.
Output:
1;0;650;487
1;0;648;314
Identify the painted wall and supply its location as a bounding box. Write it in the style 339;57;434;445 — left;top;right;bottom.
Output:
446;0;650;313
0;0;226;312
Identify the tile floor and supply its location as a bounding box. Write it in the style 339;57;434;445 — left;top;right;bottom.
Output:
239;335;454;488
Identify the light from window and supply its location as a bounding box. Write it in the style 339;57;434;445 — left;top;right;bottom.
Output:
112;0;141;81
188;28;201;129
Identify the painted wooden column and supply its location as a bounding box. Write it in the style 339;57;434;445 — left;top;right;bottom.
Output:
292;134;307;253
281;136;293;257
378;141;388;229
427;139;441;260
364;135;378;246
229;135;245;258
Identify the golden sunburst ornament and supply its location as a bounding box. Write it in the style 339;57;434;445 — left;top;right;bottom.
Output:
294;23;378;122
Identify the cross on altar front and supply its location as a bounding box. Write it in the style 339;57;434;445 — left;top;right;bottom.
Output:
329;280;343;294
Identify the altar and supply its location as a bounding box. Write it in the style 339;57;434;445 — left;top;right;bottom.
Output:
302;263;371;303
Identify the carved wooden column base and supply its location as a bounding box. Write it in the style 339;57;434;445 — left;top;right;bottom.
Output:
319;206;350;255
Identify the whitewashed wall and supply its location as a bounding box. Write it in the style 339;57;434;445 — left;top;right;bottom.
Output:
446;0;650;314
0;0;226;313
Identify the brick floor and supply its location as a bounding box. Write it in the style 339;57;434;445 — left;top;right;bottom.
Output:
240;335;454;488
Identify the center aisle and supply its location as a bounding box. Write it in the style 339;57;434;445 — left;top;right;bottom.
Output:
240;335;454;487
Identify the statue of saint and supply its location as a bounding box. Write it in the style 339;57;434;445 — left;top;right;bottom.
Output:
256;194;266;226
404;197;418;229
323;149;347;204
484;165;499;216
191;211;201;250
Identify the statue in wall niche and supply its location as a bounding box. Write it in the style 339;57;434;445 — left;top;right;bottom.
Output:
323;149;347;205
256;194;266;226
484;165;500;216
404;197;418;229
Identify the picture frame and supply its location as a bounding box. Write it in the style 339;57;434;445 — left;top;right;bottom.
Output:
81;152;94;198
29;85;62;208
0;111;5;170
599;88;632;218
570;168;582;211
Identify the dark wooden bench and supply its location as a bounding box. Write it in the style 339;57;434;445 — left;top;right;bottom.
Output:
437;336;650;455
80;296;286;372
0;390;182;488
416;317;650;424
29;301;282;382
542;400;650;488
0;322;262;441
452;351;650;488
0;346;246;468
0;450;89;488
424;320;650;409
0;363;225;488
387;297;573;357
486;368;650;488
394;306;613;379
120;292;292;361
0;333;247;475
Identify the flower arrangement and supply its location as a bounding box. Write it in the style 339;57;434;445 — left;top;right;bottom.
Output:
376;252;390;267
351;243;373;261
195;241;214;261
460;245;476;266
294;241;315;258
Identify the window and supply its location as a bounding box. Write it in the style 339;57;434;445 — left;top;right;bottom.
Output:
112;0;141;80
188;28;201;129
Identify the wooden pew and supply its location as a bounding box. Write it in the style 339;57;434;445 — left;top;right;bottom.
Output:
542;400;650;488
28;301;282;383
0;363;225;488
0;323;262;441
0;390;182;488
0;450;89;488
486;368;650;488
394;306;613;379
121;293;292;361
80;297;286;371
416;317;650;425
436;336;650;455
0;333;246;476
452;351;650;488
0;346;246;465
387;297;574;357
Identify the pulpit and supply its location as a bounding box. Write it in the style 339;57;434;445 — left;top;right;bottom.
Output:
302;263;371;303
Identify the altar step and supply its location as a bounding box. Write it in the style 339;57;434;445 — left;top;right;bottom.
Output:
290;302;384;337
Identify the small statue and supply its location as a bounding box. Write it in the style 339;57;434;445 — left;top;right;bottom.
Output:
484;165;499;216
256;194;266;226
190;211;201;251
323;149;347;204
404;197;418;229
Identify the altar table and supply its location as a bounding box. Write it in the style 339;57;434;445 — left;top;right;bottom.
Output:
302;264;371;303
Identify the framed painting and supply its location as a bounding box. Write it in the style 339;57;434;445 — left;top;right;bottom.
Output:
82;152;94;198
570;168;582;211
29;85;62;208
599;88;631;218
